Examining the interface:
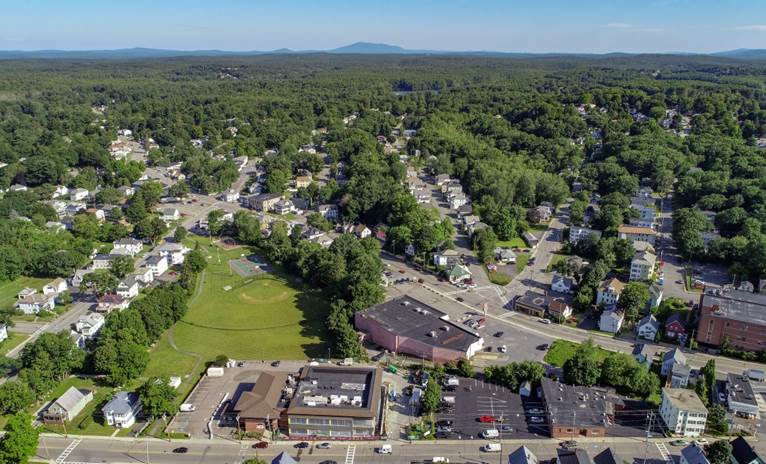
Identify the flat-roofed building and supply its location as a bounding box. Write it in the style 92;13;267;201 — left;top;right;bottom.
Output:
727;374;759;419
697;288;766;352
355;296;484;362
286;365;383;440
659;388;708;437
541;378;614;439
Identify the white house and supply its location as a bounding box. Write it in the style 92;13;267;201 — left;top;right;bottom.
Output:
317;204;339;220
433;249;460;267
70;188;89;201
16;294;56;314
494;247;517;264
43;278;68;295
160;208;180;222
599;309;624;333
146;255;169;276
659;388;708;437
220;190;240;203
17;287;36;300
449;194;468;210
354;224;371;239
43;387;93;423
630;251;656;281
596;278;624;306
112;238;143;257
131;268;154;285
569;226;602;244
156;242;190;265
102;391;141;429
636;314;660;341
52;185;69;199
618;225;657;246
551;274;575;294
116;277;140;299
95;294;128;313
74;312;105;342
92;254;118;270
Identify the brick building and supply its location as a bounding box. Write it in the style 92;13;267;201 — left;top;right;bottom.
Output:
696;288;766;352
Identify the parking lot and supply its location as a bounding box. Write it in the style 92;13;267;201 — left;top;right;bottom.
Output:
435;377;549;440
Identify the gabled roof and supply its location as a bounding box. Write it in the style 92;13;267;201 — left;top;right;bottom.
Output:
271;452;298;464
594;448;625;464
103;391;139;415
663;347;687;365
599;278;625;294
232;372;287;419
52;386;91;413
637;314;659;329
665;313;686;328
509;446;538;464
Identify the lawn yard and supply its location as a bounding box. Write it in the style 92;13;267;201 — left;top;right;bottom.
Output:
151;241;330;380
39;377;117;437
0;333;29;356
496;237;526;249
543;340;612;367
0;276;49;310
515;253;530;273
545;253;567;272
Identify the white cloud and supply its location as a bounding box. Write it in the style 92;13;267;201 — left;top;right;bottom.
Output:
604;22;632;29
734;25;766;32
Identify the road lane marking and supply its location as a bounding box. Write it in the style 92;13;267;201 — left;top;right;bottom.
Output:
656;443;673;464
345;444;356;464
55;438;82;464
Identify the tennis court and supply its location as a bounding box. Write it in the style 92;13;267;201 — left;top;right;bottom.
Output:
228;256;264;277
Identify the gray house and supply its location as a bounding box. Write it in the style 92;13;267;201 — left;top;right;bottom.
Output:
43;386;93;423
509;446;539;464
661;348;687;377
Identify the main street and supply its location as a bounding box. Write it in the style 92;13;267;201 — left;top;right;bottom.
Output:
37;434;682;464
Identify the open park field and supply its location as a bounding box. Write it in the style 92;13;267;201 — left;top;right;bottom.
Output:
146;240;330;384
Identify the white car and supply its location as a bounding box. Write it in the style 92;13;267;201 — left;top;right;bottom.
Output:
694;438;709;446
377;444;392;454
539;318;551;325
529;417;545;423
498;345;507;353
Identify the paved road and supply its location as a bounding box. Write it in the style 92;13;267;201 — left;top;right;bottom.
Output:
37;434;690;464
6;299;92;359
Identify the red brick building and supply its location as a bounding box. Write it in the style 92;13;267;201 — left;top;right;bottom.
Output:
697;289;766;352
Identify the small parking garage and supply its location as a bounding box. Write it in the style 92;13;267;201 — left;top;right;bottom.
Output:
434;377;549;440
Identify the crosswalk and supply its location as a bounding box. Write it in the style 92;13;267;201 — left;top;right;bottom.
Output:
344;444;357;464
656;443;674;464
55;438;82;464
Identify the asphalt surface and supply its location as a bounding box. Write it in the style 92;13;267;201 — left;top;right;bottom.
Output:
37;434;687;464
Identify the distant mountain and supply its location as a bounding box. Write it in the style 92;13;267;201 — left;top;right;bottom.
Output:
711;48;766;60
0;43;764;60
329;42;408;54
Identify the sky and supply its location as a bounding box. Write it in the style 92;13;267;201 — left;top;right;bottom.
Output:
2;0;766;53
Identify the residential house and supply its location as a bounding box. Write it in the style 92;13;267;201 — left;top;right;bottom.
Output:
448;264;472;285
16;294;55;314
665;313;687;339
457;204;472;217
462;215;480;231
599;309;624;334
632;343;658;368
659;388;708;437
271;452;298;464
435;174;451;185
679;445;710;464
449;193;467;210
73;312;105;347
467;221;489;238
494;247;517;264
433;249;460;268
273;199;294;215
637;314;660;341
52;185;69;199
92;253;118;270
731;437;764;464
146;255;168;276
17;287;36;300
523;231;539;248
596;278;624;306
551;274;575;294
630;251;656;281
156;242;190;265
647;283;663;311
594;449;625;464
317;204;339;220
354;224;371;239
555;449;594;464
43;387;93;424
111;238;143;257
548;299;573;321
102;391;141;428
71;269;94;287
70;188;89;201
131;267;154;285
95;294;128;313
670;364;692;388
160;208;180;222
508;446;538;464
569;226;602;244
294;175;312;189
529;205;552;223
220;190;240;203
43;278;68;295
116;277;140;299
661;348;687;377
631;204;656;223
618;225;657;246
301;227;324;241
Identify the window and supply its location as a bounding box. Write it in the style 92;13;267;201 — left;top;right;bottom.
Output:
290;418;307;424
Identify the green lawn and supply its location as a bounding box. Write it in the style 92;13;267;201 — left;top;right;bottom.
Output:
530;224;550;232
149;241;330;380
545;253;567;272
543;340;612;367
0;333;29;356
515;253;530;273
0;276;49;310
496;238;526;249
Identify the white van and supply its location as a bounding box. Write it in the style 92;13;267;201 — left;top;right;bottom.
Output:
377;444;392;454
482;443;501;453
481;429;499;439
431;458;449;463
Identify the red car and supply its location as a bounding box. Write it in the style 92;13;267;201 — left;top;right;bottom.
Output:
478;415;496;423
253;442;268;449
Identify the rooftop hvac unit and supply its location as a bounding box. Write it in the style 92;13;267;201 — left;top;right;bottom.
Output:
402;301;410;306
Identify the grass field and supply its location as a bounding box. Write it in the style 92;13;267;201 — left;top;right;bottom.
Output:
0;276;49;310
147;240;330;381
0;333;29;356
545;253;567;272
39;377;117;437
543;340;612;367
515;253;530;273
496;238;526;249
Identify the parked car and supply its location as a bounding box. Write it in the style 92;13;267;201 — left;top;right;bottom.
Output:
271;360;281;367
560;440;578;449
295;442;310;449
172;447;189;454
529;417;545;423
499;425;513;432
694;439;709;446
537;344;549;351
478;415;497;423
539;318;551;324
253;442;268;449
319;461;338;464
494;331;504;337
527;408;544;414
718;392;726;403
317;442;332;449
670;439;689;447
498;345;507;353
